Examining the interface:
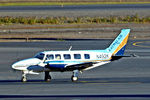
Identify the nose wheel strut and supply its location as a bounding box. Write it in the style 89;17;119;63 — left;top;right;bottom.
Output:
21;71;27;82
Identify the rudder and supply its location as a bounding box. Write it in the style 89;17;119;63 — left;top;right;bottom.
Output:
106;29;130;56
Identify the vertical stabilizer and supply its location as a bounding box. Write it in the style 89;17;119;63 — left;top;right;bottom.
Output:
106;29;130;56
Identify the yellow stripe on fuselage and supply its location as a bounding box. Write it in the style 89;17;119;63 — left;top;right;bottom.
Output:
113;34;129;55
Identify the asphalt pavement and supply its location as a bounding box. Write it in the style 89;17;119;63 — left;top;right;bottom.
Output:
0;39;150;99
0;4;150;17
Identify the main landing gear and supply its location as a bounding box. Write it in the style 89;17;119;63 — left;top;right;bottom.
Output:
71;70;79;82
45;71;51;82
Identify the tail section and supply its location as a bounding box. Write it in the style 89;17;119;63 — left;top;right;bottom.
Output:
106;29;130;56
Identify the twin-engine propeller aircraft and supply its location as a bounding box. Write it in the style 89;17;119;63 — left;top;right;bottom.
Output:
12;29;130;82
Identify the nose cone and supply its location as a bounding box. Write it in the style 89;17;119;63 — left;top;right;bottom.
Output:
12;63;18;69
12;58;42;70
12;62;27;70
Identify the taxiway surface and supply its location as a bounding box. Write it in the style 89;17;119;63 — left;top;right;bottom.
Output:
0;40;150;99
0;4;150;17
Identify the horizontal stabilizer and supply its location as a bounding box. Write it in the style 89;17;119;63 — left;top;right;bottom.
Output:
111;55;131;61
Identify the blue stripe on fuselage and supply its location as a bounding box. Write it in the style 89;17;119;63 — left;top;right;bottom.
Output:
46;61;81;68
46;61;81;64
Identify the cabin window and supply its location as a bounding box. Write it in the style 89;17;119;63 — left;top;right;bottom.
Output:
74;54;81;59
55;54;61;60
63;54;71;59
46;54;54;60
84;54;90;59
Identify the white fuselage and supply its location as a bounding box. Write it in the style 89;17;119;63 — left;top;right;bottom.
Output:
12;50;112;72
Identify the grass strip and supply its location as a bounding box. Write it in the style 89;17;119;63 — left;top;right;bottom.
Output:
0;2;150;6
0;15;150;25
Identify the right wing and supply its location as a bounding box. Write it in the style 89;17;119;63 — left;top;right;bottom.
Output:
64;62;94;71
65;61;111;71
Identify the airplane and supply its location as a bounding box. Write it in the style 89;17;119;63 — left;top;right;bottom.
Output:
12;29;130;82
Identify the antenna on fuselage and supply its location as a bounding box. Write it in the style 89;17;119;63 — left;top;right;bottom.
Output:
69;46;72;51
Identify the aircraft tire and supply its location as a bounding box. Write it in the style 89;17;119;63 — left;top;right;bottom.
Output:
21;76;27;82
71;75;78;82
45;75;51;82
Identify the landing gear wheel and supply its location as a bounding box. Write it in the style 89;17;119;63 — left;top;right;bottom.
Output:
45;71;51;82
71;75;78;82
71;70;79;82
45;75;51;82
21;76;27;82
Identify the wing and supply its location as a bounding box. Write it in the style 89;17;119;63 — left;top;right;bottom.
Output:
64;62;94;71
27;65;49;73
64;61;111;71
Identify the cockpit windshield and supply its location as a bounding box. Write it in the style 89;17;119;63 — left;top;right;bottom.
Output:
34;53;45;60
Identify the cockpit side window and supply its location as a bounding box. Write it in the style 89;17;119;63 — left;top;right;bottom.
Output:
55;54;61;60
34;53;45;60
46;54;54;60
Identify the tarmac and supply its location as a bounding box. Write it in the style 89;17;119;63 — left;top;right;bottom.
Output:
0;4;150;17
0;39;150;99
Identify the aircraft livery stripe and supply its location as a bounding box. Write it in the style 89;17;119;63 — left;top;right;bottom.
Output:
47;59;111;64
113;33;129;55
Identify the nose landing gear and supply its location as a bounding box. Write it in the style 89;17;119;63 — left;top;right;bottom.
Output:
21;71;27;82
